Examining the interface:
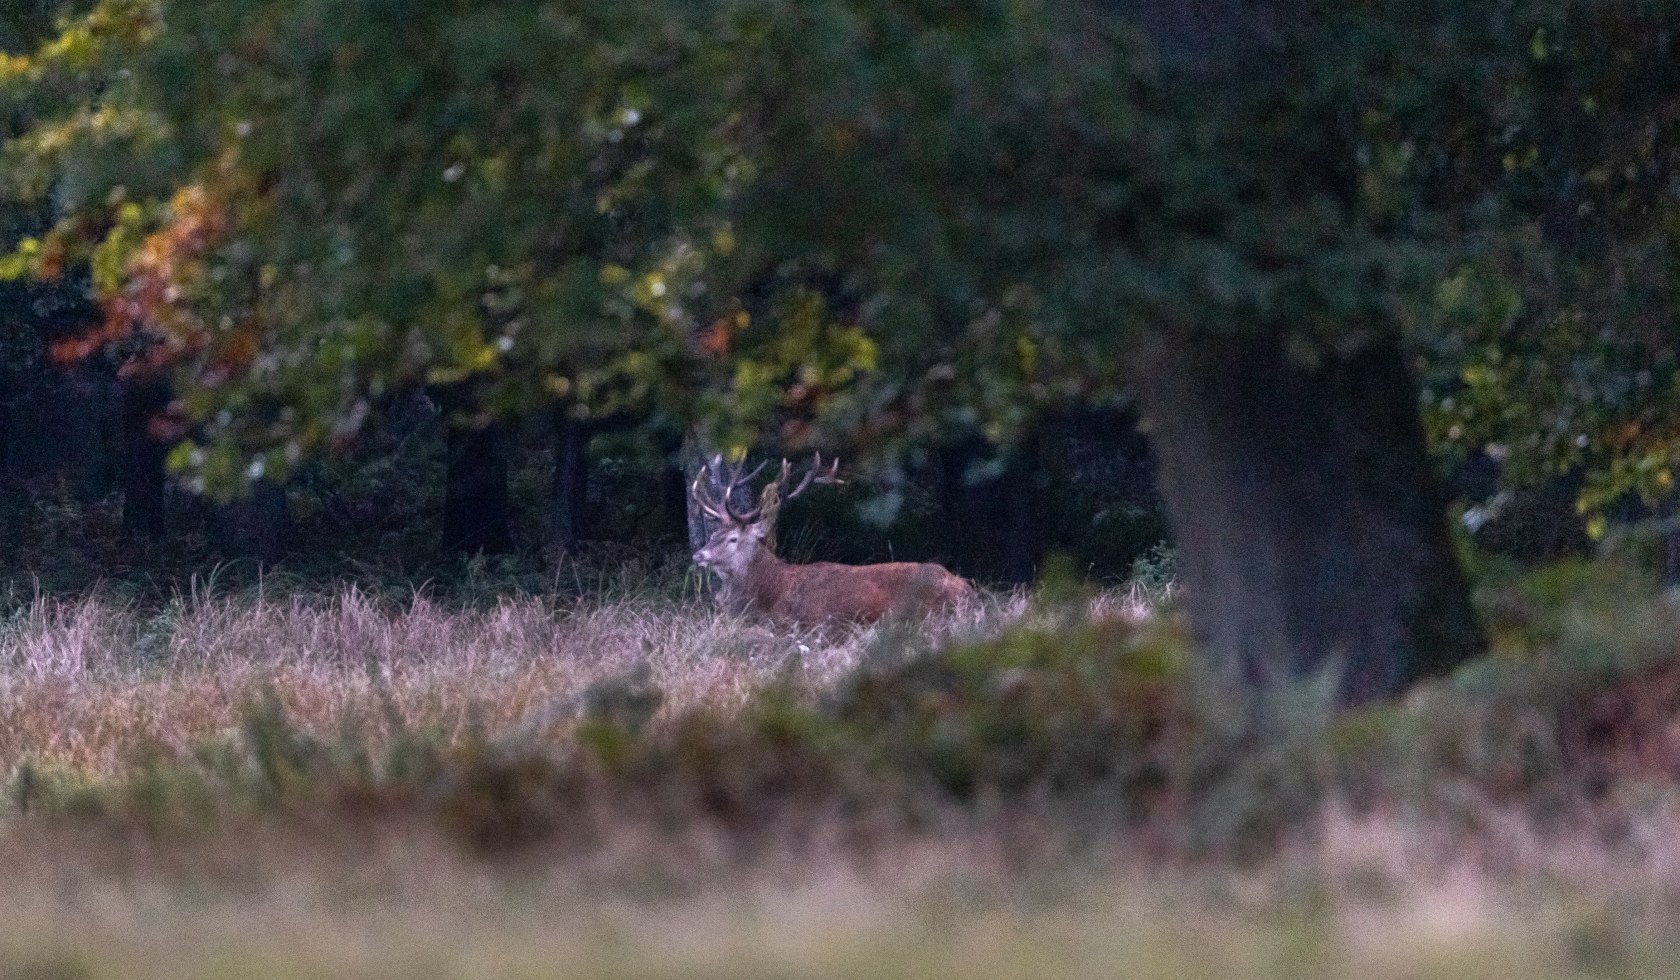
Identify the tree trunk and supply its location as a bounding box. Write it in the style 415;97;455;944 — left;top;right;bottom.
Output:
1129;329;1483;708
934;438;1048;585
443;415;513;555
551;408;590;555
681;430;719;554
120;376;169;540
655;429;692;546
680;429;758;554
933;444;976;577
999;432;1048;585
214;479;293;562
0;385;17;545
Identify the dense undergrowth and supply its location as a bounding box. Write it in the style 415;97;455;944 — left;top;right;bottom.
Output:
0;561;1676;975
2;559;1674;876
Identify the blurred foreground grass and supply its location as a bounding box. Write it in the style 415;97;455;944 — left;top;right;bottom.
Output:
0;855;1668;980
0;562;1677;977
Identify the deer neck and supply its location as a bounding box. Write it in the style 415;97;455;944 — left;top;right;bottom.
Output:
747;547;788;583
731;548;789;608
712;547;786;612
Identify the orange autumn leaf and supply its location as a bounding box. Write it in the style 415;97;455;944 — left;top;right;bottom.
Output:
54;185;231;378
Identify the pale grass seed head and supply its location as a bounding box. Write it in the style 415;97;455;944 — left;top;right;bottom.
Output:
0;583;1166;778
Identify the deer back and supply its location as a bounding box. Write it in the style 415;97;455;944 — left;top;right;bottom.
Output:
742;556;973;625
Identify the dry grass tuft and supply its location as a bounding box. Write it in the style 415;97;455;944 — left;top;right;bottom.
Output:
3;574;1680;976
0;585;1156;777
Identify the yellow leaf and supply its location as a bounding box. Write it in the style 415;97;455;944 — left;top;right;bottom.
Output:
0;54;31;85
1016;335;1038;374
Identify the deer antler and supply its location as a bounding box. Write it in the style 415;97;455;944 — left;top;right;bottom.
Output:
756;452;844;526
782;452;843;504
689;455;768;525
691;453;844;527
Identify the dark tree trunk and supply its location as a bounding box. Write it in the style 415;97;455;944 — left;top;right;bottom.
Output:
1129;329;1483;708
214;479;294;562
655;429;692;546
681;430;719;554
933;445;974;576
551;408;591;554
998;433;1049;585
443;414;513;555
1655;492;1680;590
935;438;1049;585
120;376;170;540
0;385;17;543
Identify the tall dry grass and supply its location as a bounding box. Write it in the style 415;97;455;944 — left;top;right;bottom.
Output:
0;585;1068;776
1;570;1679;978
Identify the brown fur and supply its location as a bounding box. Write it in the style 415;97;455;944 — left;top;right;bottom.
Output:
718;551;975;625
690;454;975;626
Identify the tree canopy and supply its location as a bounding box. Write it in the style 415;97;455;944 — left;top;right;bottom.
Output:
4;0;1679;703
1403;2;1680;529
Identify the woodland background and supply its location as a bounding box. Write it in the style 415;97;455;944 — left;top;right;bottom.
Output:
1;2;1680;977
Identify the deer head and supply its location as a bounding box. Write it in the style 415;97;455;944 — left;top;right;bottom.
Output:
690;453;842;578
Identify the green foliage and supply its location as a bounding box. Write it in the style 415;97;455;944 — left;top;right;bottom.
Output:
0;0;904;496
1397;1;1680;527
0;0;170;230
1128;543;1180;598
5;0;1669;556
0;0;1491;492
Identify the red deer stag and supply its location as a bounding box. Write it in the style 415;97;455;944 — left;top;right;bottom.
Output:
690;454;974;624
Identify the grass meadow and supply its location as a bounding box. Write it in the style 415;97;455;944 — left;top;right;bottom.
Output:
0;567;1677;977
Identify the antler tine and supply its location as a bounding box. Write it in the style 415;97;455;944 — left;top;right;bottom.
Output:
719;458;770;524
693;453;841;527
729;459;769;488
689;465;734;523
783;451;844;504
688;454;773;526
